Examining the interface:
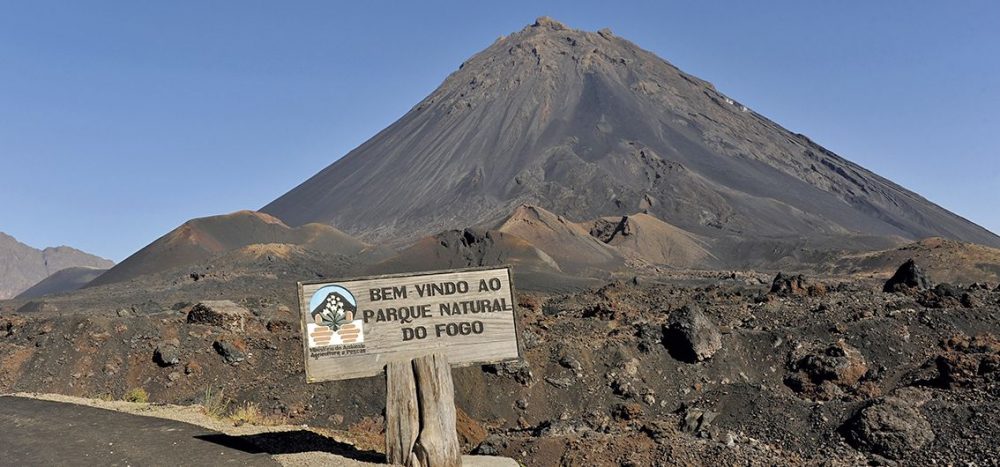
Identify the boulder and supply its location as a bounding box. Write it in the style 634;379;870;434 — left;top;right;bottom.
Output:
558;354;582;371
680;407;718;434
786;340;868;398
187;300;253;331
213;337;247;364
769;273;826;297
153;338;181;367
845;389;934;460
883;259;931;293
664;305;722;362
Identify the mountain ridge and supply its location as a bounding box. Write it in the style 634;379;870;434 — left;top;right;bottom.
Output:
15;266;109;300
0;232;114;299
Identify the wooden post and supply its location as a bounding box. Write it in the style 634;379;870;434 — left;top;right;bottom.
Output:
412;354;461;467
386;360;420;466
385;353;461;467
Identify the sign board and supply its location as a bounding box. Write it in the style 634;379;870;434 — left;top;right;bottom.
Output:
297;266;521;382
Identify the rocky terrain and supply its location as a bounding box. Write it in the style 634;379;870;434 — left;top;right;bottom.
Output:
3;247;999;465
0;232;113;299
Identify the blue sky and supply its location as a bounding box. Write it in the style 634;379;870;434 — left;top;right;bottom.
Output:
1;1;997;261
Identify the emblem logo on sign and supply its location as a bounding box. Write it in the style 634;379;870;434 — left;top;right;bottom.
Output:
307;285;365;347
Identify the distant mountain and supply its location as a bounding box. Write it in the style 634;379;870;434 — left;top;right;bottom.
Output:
262;17;1000;265
0;232;114;299
15;266;109;300
87;210;368;286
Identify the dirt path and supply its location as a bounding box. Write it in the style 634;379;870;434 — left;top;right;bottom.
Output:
0;395;278;466
0;394;517;466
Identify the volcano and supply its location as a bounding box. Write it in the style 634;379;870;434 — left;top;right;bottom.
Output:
87;210;367;286
263;17;997;264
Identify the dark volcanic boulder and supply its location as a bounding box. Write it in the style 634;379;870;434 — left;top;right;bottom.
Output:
664;305;722;362
845;389;934;460
769;272;826;297
213;337;247;364
786;340;868;399
883;259;931;293
153;338;181;367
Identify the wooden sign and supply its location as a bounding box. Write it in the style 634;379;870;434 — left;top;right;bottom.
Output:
297;266;521;382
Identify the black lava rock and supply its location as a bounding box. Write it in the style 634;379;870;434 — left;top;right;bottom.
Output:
883;259;931;293
213;338;247;364
153;338;181;367
664;305;722;363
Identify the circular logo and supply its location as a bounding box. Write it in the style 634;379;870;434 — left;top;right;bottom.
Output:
307;285;364;348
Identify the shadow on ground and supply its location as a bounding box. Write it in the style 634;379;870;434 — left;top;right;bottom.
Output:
195;430;385;463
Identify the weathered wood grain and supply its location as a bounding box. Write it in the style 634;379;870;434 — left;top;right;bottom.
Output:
386;360;420;466
412;354;461;467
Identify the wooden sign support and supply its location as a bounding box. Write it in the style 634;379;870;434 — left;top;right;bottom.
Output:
386;353;461;467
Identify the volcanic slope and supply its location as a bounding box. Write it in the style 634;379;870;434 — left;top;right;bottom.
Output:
88;211;367;287
0;233;113;299
495;204;622;273
371;227;599;292
372;227;558;273
262;17;1000;259
587;213;717;269
15;267;109;299
828;237;1000;284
